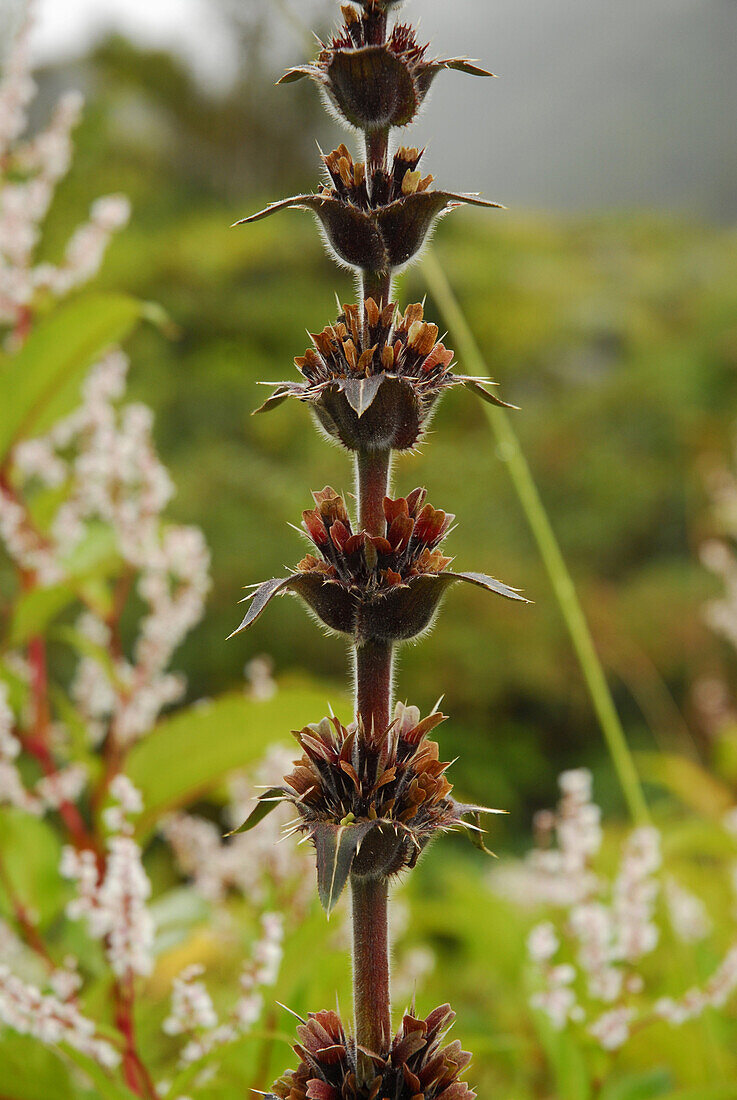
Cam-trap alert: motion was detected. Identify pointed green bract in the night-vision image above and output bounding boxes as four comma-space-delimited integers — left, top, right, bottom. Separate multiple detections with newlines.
226, 788, 286, 836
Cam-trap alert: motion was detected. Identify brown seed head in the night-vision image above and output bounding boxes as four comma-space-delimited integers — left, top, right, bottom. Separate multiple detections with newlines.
268, 1003, 476, 1099
256, 298, 464, 451
279, 6, 492, 133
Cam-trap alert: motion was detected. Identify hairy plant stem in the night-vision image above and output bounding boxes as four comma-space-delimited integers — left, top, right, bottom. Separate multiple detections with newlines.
351, 475, 393, 1049
350, 874, 391, 1055
362, 269, 393, 308
365, 128, 389, 173
347, 106, 396, 1044
422, 248, 651, 826
355, 639, 394, 738
356, 447, 391, 535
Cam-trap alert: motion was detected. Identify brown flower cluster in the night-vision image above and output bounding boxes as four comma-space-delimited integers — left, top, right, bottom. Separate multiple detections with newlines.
269, 1004, 475, 1100
279, 3, 491, 132
322, 145, 434, 208
299, 486, 452, 591
257, 296, 509, 451
286, 703, 456, 869
236, 702, 499, 911
230, 488, 525, 644
238, 143, 499, 276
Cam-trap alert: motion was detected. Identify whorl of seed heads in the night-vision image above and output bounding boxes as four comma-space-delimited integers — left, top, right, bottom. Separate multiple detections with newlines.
235, 702, 500, 912
256, 296, 510, 450
229, 487, 526, 645
279, 2, 492, 133
238, 144, 500, 275
267, 1003, 476, 1099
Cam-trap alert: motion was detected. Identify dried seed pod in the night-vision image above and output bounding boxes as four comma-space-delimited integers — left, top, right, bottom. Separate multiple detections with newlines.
233, 702, 501, 911
237, 146, 501, 275
279, 4, 493, 132
255, 296, 512, 451
229, 488, 527, 644
266, 1003, 476, 1098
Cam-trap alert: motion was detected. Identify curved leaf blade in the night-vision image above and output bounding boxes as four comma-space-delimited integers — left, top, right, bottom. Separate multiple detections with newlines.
446, 571, 530, 603
0, 293, 149, 462
226, 787, 286, 836
228, 577, 293, 637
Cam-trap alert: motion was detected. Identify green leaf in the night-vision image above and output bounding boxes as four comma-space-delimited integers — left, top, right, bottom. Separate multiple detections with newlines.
226, 787, 285, 835
0, 292, 149, 462
61, 522, 120, 580
126, 681, 349, 835
53, 624, 121, 688
657, 1089, 737, 1100
0, 809, 69, 929
534, 1012, 592, 1100
0, 1035, 96, 1100
313, 820, 377, 916
7, 583, 77, 646
600, 1069, 673, 1100
61, 1047, 139, 1100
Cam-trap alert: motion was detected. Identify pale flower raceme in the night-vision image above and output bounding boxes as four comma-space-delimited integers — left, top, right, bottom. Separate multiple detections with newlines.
162, 912, 285, 1069
0, 965, 119, 1069
61, 777, 154, 980
0, 9, 129, 339
491, 769, 737, 1051
162, 746, 314, 909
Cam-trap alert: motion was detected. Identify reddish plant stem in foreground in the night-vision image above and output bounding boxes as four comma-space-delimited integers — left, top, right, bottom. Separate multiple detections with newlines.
114, 978, 159, 1099
22, 630, 98, 854
350, 874, 391, 1055
0, 857, 55, 969
356, 447, 391, 537
355, 639, 393, 736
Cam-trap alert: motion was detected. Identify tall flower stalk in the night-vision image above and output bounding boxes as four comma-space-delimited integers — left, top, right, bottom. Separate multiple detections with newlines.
232, 2, 526, 1094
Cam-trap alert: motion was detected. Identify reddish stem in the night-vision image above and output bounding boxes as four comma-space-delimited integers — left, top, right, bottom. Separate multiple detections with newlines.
114, 979, 159, 1098
356, 448, 391, 537
0, 857, 55, 969
350, 875, 391, 1054
20, 732, 98, 856
355, 639, 393, 735
349, 11, 396, 1052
